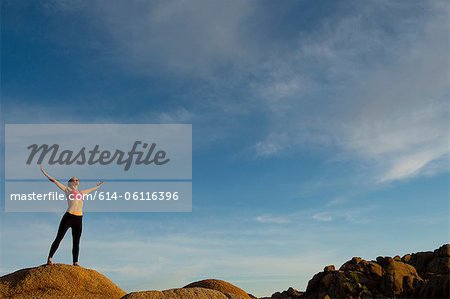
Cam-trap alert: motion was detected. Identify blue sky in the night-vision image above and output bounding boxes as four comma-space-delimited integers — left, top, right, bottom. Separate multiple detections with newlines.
1, 0, 449, 297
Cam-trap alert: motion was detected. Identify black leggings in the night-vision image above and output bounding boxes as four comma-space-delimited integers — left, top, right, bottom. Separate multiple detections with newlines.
48, 212, 83, 263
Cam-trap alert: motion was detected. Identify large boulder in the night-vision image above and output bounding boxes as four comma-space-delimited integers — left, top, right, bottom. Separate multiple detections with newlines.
184, 279, 252, 299
402, 251, 435, 277
376, 257, 422, 297
340, 257, 383, 278
403, 244, 450, 279
435, 244, 450, 258
305, 256, 422, 298
0, 264, 126, 299
122, 287, 229, 299
304, 270, 375, 298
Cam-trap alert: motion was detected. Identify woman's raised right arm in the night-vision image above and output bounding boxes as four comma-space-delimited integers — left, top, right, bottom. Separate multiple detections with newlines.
40, 165, 67, 192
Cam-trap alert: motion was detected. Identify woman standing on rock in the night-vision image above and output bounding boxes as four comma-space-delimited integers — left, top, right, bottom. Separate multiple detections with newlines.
40, 165, 104, 266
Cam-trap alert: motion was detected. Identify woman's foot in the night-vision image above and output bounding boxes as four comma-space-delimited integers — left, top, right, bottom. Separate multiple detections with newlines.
47, 257, 53, 265
73, 262, 80, 266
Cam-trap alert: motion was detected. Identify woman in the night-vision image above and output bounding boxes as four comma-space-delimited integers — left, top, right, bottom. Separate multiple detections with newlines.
40, 165, 104, 266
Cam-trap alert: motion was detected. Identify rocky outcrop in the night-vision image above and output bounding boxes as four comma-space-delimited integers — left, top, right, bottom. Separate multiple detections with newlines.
184, 279, 252, 299
407, 244, 450, 299
304, 257, 425, 298
301, 244, 449, 299
0, 264, 126, 299
261, 287, 304, 299
122, 287, 229, 299
122, 279, 252, 299
1, 244, 448, 298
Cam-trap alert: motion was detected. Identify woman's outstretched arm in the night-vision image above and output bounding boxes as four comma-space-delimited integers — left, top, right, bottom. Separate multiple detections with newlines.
40, 165, 67, 192
81, 181, 104, 195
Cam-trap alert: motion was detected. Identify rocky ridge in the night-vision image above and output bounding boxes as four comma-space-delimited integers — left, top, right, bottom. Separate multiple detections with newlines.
1, 244, 448, 298
263, 244, 449, 299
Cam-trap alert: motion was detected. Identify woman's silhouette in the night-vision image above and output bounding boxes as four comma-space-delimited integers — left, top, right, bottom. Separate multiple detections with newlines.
40, 165, 104, 266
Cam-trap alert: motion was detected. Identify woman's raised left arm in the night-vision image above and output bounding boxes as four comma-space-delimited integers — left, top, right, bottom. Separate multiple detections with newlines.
81, 181, 104, 195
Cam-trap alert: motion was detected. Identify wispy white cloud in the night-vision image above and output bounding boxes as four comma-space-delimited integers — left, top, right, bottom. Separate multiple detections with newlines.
255, 214, 290, 224
151, 107, 194, 124
254, 139, 283, 158
311, 212, 333, 222
326, 196, 349, 207
254, 204, 375, 225
92, 0, 257, 76
378, 146, 448, 183
251, 1, 449, 183
311, 208, 374, 224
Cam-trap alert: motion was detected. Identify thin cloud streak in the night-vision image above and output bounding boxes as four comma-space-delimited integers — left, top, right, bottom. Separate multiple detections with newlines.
255, 214, 290, 224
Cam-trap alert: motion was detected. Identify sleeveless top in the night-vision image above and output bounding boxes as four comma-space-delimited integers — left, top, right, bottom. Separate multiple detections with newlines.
66, 189, 84, 216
